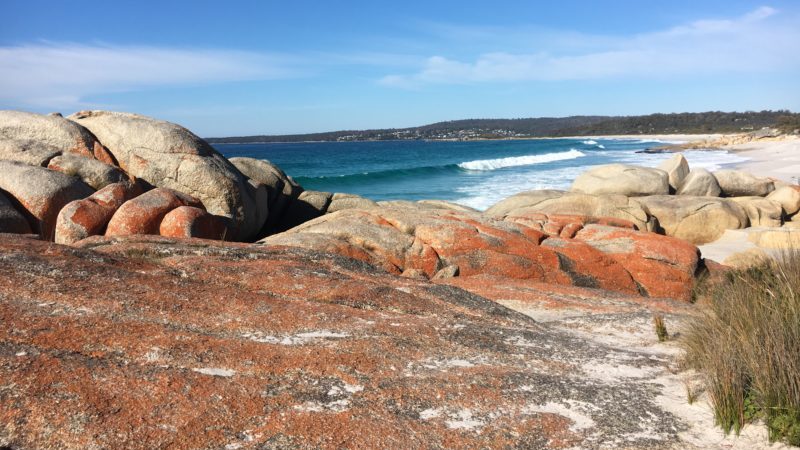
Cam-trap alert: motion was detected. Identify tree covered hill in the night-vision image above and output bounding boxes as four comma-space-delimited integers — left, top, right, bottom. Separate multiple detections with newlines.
206, 110, 800, 143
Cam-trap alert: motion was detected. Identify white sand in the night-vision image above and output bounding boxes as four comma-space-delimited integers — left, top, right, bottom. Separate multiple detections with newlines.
570, 134, 800, 182
728, 136, 800, 183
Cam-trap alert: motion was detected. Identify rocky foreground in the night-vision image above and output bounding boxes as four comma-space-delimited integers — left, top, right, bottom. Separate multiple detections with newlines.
1, 110, 798, 449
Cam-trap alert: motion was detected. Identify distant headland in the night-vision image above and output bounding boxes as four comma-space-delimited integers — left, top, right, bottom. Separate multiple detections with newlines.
206, 110, 800, 143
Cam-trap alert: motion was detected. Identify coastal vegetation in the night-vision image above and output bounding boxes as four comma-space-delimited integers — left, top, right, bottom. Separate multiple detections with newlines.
777, 113, 800, 134
684, 252, 800, 445
206, 110, 800, 143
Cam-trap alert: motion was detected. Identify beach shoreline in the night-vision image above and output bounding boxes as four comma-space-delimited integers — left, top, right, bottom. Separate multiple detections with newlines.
593, 132, 800, 184
723, 136, 800, 183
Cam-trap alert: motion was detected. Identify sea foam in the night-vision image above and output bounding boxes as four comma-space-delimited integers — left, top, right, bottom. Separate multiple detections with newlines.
458, 149, 585, 171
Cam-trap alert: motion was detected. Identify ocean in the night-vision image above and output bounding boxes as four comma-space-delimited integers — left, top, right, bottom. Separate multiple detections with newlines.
213, 138, 748, 211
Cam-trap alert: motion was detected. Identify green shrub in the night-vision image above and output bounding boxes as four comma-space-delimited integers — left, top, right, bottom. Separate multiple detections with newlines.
683, 252, 800, 445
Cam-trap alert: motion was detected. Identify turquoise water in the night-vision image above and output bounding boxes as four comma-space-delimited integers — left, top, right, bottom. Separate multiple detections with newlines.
214, 138, 747, 210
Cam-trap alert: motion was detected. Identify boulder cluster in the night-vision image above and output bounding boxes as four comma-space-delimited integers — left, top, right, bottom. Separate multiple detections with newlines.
0, 110, 378, 243
499, 154, 800, 245
2, 109, 795, 304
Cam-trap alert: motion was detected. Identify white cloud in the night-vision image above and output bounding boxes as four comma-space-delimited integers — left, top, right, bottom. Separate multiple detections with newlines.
380, 6, 799, 88
0, 43, 296, 108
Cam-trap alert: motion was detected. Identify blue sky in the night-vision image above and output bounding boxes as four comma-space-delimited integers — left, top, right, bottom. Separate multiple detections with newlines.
2, 1, 799, 136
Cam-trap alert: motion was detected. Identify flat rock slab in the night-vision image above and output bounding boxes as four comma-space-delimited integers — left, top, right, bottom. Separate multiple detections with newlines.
0, 234, 705, 449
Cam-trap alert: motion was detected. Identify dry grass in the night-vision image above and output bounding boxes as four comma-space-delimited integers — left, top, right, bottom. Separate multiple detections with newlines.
683, 251, 800, 445
653, 314, 669, 342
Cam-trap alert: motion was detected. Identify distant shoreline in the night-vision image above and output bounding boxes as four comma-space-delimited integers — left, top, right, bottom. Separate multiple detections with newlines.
209, 134, 717, 146
204, 111, 799, 144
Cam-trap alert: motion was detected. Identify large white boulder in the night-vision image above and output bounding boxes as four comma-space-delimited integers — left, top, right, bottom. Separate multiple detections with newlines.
728, 196, 784, 228
571, 164, 669, 197
634, 195, 749, 245
713, 169, 774, 197
0, 110, 99, 157
676, 169, 721, 197
657, 154, 690, 193
486, 189, 654, 231
766, 185, 800, 216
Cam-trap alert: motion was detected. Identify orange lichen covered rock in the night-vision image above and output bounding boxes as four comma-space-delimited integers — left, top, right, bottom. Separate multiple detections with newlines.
264, 208, 570, 284
0, 160, 94, 239
92, 141, 118, 166
159, 206, 228, 240
55, 182, 142, 244
438, 274, 691, 317
263, 207, 701, 301
541, 237, 640, 295
0, 234, 693, 449
574, 224, 700, 301
105, 187, 203, 236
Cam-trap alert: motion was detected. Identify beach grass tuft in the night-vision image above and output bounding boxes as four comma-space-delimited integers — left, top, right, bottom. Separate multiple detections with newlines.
653, 314, 669, 342
683, 251, 800, 445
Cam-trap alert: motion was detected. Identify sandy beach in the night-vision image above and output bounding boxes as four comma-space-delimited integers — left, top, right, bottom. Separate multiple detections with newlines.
571, 132, 800, 184
584, 133, 800, 185
727, 137, 800, 184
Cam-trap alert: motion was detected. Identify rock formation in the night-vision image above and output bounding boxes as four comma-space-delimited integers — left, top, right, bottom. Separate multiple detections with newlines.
55, 182, 141, 244
633, 195, 748, 245
0, 139, 62, 166
728, 196, 784, 228
713, 169, 775, 197
106, 187, 205, 237
0, 160, 95, 239
263, 207, 700, 301
47, 153, 128, 190
0, 189, 32, 234
571, 164, 669, 196
0, 110, 100, 157
229, 156, 302, 234
676, 168, 721, 197
767, 185, 800, 216
486, 190, 654, 231
67, 111, 262, 240
159, 206, 228, 240
657, 153, 689, 193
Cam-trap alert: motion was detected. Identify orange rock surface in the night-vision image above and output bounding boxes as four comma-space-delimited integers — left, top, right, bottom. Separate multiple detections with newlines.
55, 182, 141, 244
105, 188, 203, 236
265, 208, 700, 301
0, 235, 694, 449
159, 205, 228, 240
